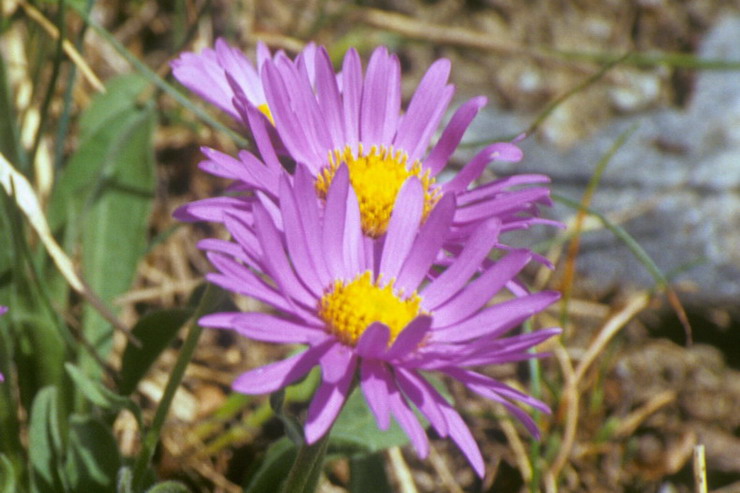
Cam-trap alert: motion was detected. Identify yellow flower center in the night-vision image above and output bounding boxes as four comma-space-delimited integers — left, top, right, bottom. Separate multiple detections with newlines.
318, 271, 422, 347
258, 103, 275, 125
315, 144, 441, 238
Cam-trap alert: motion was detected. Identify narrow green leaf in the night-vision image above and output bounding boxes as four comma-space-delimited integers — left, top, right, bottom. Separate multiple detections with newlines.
0, 454, 17, 493
552, 193, 669, 289
145, 481, 192, 493
79, 99, 155, 371
243, 437, 297, 493
329, 388, 409, 455
63, 414, 120, 492
118, 308, 192, 396
48, 74, 149, 231
63, 362, 142, 427
349, 453, 393, 493
46, 74, 156, 394
0, 191, 70, 415
28, 387, 66, 493
0, 309, 23, 460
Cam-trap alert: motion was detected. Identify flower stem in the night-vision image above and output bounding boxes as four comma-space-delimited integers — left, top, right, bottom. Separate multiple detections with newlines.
525, 319, 543, 493
280, 431, 332, 493
131, 283, 219, 490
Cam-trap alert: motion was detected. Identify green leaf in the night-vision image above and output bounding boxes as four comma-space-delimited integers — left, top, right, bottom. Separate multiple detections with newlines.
48, 74, 150, 231
0, 191, 69, 405
118, 308, 192, 396
329, 388, 410, 456
79, 100, 156, 351
64, 362, 142, 427
145, 481, 191, 493
47, 74, 156, 391
28, 387, 66, 493
63, 414, 121, 493
349, 453, 393, 493
65, 362, 129, 410
243, 437, 297, 493
0, 454, 17, 493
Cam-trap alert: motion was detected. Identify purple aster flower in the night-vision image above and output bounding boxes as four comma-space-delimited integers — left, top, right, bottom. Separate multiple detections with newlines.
175, 44, 559, 259
258, 45, 558, 240
196, 165, 561, 476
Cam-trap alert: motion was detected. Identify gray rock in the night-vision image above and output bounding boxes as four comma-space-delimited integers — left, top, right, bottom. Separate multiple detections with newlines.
465, 16, 740, 305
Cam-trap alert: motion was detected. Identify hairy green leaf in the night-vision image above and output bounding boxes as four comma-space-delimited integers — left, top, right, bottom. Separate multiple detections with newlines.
28, 387, 66, 493
63, 414, 121, 492
243, 437, 297, 493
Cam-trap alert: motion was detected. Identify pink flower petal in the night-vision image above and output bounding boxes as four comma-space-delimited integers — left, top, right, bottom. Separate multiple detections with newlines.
388, 380, 429, 458
379, 178, 424, 279
360, 359, 393, 430
322, 164, 350, 280
394, 368, 448, 437
395, 193, 456, 293
385, 315, 432, 360
421, 219, 502, 310
443, 142, 523, 193
356, 323, 391, 359
232, 341, 332, 394
425, 96, 487, 176
433, 291, 560, 341
432, 249, 532, 327
304, 353, 357, 443
439, 405, 485, 477
199, 312, 324, 344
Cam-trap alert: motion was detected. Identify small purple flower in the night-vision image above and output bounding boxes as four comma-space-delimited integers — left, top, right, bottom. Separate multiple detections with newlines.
171, 39, 317, 125
197, 166, 560, 476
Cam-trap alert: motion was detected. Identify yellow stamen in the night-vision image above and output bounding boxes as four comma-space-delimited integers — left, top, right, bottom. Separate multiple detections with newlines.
258, 103, 274, 125
318, 271, 422, 347
315, 144, 440, 238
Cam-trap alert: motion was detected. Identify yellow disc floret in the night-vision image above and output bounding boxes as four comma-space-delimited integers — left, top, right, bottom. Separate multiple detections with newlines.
315, 144, 441, 238
257, 103, 275, 125
318, 271, 423, 347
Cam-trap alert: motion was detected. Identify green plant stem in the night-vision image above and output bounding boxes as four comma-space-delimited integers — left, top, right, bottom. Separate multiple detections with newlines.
552, 49, 740, 70
279, 431, 332, 493
524, 319, 542, 493
54, 0, 96, 170
551, 193, 668, 290
30, 0, 66, 170
131, 283, 219, 490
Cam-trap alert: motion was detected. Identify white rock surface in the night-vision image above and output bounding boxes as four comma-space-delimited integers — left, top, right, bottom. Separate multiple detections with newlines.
466, 15, 740, 304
